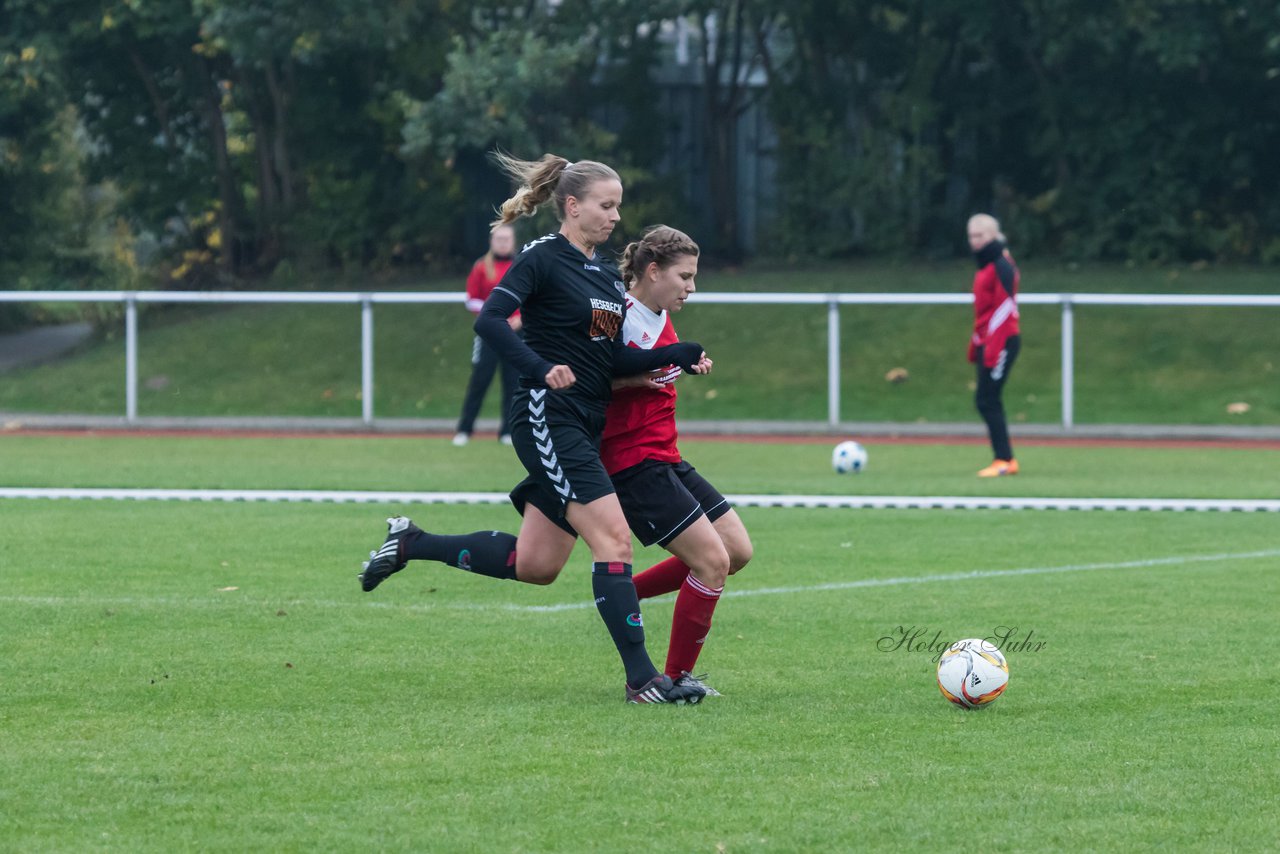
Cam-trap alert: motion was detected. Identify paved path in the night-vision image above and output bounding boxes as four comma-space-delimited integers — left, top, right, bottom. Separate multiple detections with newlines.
0, 322, 92, 373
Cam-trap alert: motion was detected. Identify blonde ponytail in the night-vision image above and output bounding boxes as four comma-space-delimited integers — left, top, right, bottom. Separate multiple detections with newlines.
490, 151, 621, 228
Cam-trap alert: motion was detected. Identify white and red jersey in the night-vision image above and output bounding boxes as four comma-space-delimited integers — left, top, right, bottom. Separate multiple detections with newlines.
968, 241, 1020, 369
601, 298, 683, 475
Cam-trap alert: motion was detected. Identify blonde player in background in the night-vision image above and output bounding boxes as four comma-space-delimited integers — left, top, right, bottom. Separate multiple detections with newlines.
966, 213, 1022, 477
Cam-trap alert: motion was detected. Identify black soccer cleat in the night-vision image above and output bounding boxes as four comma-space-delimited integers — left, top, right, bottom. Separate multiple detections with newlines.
673, 672, 722, 698
358, 516, 422, 592
625, 673, 707, 705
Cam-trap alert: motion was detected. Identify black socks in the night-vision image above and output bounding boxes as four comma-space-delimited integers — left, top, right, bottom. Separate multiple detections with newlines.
591, 562, 659, 687
402, 530, 518, 580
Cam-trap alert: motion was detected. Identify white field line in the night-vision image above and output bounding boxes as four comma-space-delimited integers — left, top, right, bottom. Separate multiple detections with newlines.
1, 487, 1278, 513
3, 549, 1276, 616
489, 548, 1280, 613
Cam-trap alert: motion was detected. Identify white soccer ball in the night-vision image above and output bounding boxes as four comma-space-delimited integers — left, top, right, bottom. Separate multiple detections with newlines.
831, 440, 868, 474
936, 638, 1009, 709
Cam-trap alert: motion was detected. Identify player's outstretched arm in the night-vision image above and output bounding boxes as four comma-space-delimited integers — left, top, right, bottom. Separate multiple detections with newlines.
612, 340, 704, 376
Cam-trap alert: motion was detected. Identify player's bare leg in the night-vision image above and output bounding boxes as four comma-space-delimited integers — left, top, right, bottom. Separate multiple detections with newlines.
511, 504, 576, 585
711, 509, 753, 576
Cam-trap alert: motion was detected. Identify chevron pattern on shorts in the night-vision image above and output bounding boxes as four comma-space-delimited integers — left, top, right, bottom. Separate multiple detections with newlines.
528, 389, 575, 502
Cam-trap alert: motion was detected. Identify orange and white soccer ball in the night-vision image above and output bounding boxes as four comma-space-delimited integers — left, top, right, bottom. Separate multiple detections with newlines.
936, 638, 1009, 708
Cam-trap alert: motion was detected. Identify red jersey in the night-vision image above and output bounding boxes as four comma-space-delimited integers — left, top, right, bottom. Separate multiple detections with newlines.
464, 256, 515, 314
969, 241, 1020, 369
600, 298, 683, 474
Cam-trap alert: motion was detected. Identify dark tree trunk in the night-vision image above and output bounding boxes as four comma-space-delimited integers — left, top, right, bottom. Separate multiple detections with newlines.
192, 54, 253, 273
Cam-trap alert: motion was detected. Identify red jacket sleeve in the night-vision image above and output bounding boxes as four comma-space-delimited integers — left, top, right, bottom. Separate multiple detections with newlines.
464, 263, 487, 314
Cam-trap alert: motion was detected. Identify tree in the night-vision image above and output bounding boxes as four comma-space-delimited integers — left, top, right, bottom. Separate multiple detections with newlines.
679, 0, 777, 260
995, 0, 1280, 261
1, 8, 142, 309
0, 31, 74, 293
764, 0, 955, 257
18, 0, 462, 278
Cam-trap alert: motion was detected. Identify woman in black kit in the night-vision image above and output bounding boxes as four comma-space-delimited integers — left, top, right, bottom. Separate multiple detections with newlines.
358, 153, 709, 705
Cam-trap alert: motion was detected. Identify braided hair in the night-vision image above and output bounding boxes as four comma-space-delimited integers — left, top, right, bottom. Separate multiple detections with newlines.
618, 225, 700, 289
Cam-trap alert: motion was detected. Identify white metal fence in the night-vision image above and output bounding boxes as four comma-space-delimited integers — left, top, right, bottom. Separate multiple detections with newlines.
3, 289, 1278, 428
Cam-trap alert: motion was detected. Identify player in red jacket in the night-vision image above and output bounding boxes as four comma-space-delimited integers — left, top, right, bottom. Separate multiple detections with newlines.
966, 214, 1022, 477
602, 225, 754, 695
453, 224, 520, 446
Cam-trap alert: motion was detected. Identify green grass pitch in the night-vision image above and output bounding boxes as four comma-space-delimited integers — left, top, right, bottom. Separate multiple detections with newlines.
1, 434, 1278, 850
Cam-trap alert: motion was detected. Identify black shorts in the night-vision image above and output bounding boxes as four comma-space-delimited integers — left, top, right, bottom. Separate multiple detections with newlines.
507, 389, 614, 537
611, 459, 730, 548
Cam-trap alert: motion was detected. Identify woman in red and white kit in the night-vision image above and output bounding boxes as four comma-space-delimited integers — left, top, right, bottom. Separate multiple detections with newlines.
966, 213, 1022, 477
603, 225, 754, 695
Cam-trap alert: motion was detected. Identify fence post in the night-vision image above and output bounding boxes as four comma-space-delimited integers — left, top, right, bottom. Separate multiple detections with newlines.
1060, 295, 1074, 430
361, 297, 374, 425
125, 295, 138, 423
827, 297, 841, 428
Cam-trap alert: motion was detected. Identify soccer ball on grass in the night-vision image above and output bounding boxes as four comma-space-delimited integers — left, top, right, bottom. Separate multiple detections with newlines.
831, 440, 868, 474
936, 638, 1009, 708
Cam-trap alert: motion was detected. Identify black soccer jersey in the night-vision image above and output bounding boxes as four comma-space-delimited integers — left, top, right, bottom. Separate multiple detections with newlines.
485, 233, 629, 410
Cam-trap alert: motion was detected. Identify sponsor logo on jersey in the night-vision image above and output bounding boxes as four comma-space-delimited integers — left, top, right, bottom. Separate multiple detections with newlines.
590, 310, 621, 340
653, 366, 681, 384
588, 297, 623, 341
583, 263, 601, 271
